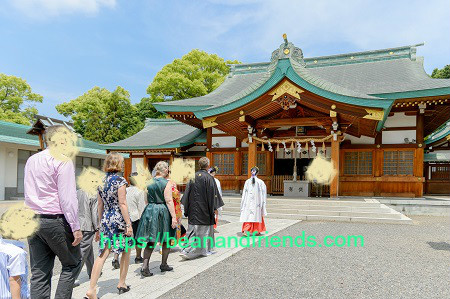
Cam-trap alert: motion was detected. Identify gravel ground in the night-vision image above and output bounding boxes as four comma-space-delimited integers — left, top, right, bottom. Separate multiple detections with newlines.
160, 216, 450, 299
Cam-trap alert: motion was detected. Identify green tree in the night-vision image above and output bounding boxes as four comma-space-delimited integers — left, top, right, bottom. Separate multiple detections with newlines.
0, 74, 43, 125
56, 86, 144, 144
144, 50, 239, 113
431, 65, 450, 79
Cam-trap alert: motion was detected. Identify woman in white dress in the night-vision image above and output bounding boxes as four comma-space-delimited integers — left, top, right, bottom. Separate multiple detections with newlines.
240, 166, 267, 235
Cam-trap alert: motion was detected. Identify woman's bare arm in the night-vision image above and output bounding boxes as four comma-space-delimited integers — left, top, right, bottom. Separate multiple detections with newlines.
164, 180, 176, 220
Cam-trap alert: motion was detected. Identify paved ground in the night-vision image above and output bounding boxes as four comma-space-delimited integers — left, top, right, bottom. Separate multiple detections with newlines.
161, 216, 450, 299
2, 201, 449, 299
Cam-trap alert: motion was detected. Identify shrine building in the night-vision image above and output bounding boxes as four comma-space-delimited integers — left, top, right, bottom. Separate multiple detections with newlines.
106, 36, 450, 197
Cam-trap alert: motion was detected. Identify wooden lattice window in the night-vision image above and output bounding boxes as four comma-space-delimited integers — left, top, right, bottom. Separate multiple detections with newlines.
343, 151, 372, 175
213, 153, 234, 175
242, 153, 248, 175
257, 153, 267, 175
383, 150, 414, 175
242, 152, 266, 175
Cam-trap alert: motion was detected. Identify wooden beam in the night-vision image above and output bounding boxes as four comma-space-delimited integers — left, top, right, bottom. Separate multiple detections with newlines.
383, 126, 417, 131
239, 115, 255, 127
330, 136, 340, 197
256, 117, 332, 128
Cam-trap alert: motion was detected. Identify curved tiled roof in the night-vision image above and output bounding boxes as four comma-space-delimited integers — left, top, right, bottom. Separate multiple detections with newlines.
154, 43, 450, 119
105, 118, 204, 150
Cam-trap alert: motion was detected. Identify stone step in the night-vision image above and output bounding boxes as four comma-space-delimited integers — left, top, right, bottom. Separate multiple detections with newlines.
222, 211, 412, 224
222, 207, 401, 219
222, 202, 390, 213
222, 197, 383, 208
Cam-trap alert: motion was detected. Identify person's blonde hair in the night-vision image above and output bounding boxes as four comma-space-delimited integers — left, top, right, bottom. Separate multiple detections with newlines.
103, 153, 124, 173
154, 161, 169, 177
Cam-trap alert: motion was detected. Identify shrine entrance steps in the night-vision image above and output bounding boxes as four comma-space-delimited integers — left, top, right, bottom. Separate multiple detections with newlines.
221, 196, 412, 224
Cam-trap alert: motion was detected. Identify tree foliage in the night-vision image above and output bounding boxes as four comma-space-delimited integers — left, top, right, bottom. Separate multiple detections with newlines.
0, 74, 43, 125
431, 65, 450, 79
56, 86, 143, 144
146, 49, 240, 102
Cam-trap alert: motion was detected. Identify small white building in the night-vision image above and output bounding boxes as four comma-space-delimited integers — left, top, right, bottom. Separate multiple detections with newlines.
0, 117, 108, 200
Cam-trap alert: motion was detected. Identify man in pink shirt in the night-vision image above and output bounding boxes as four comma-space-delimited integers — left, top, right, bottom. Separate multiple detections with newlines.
25, 125, 83, 299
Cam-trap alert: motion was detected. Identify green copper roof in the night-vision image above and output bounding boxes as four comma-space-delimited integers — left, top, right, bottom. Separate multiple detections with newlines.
0, 120, 107, 156
154, 43, 450, 131
424, 152, 450, 162
105, 118, 204, 150
425, 120, 450, 145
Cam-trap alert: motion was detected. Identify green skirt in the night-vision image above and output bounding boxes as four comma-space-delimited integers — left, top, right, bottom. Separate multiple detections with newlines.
136, 203, 175, 243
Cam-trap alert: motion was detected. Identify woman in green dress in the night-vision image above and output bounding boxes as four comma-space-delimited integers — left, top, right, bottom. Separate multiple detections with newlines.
136, 161, 177, 276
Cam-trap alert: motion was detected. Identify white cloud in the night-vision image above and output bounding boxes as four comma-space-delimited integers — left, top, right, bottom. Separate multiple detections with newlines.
170, 0, 450, 72
11, 0, 116, 18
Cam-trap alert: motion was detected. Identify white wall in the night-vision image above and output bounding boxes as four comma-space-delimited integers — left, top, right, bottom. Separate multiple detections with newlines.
382, 130, 416, 144
212, 136, 236, 148
384, 112, 416, 127
0, 145, 19, 200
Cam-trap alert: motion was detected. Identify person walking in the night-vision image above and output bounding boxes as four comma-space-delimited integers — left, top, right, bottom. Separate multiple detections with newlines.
85, 153, 133, 298
0, 236, 29, 299
74, 188, 99, 287
240, 166, 267, 235
126, 172, 147, 264
24, 125, 82, 299
180, 157, 224, 260
136, 161, 177, 277
208, 166, 222, 233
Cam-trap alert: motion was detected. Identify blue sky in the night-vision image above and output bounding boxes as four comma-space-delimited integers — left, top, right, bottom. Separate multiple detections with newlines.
1, 0, 449, 120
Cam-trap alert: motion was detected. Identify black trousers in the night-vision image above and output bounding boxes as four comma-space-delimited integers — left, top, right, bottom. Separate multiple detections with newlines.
28, 217, 82, 299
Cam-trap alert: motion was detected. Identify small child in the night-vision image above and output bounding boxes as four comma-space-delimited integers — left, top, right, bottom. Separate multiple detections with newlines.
0, 236, 29, 299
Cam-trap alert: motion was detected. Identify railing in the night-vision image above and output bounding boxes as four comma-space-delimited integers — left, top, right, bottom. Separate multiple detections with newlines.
271, 175, 330, 196
271, 175, 298, 194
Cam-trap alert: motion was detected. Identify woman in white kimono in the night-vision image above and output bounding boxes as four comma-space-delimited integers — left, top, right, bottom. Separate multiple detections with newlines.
240, 166, 267, 235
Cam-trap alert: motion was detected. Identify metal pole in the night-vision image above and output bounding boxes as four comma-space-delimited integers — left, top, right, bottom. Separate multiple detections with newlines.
293, 126, 298, 181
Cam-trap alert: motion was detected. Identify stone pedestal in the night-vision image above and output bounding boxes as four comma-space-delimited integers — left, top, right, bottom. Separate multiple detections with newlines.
284, 180, 310, 197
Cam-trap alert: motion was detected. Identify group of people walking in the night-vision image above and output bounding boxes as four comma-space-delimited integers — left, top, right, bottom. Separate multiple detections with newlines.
1, 124, 268, 299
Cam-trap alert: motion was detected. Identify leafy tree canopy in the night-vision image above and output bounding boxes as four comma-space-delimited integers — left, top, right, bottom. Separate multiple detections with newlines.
431, 65, 450, 79
0, 74, 43, 125
56, 86, 143, 144
146, 49, 240, 102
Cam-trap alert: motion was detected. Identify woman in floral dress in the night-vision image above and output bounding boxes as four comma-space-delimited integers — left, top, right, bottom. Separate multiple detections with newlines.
85, 153, 133, 298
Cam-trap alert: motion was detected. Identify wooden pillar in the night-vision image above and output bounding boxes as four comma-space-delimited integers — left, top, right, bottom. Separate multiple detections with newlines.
206, 128, 212, 149
124, 154, 132, 183
169, 152, 174, 166
143, 154, 148, 170
375, 132, 382, 145
330, 136, 340, 197
416, 112, 424, 144
248, 140, 257, 178
234, 150, 241, 192
38, 133, 45, 150
416, 112, 425, 197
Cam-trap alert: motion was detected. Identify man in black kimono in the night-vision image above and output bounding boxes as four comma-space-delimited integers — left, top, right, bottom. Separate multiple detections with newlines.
180, 157, 224, 259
